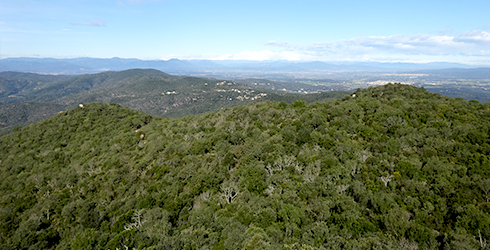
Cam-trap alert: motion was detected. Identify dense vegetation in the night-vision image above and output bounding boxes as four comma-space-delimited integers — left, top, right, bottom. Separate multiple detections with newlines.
1, 84, 490, 249
0, 102, 68, 136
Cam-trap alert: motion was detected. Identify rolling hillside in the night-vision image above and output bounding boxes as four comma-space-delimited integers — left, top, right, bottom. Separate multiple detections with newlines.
1, 84, 489, 249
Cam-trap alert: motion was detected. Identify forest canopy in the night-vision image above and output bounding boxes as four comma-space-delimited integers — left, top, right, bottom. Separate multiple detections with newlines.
0, 83, 489, 249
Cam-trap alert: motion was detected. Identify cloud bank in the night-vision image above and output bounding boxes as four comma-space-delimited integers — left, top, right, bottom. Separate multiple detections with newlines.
251, 31, 490, 63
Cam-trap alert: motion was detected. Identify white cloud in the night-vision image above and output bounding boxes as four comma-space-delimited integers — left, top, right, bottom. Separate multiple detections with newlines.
264, 31, 490, 62
162, 31, 490, 64
454, 31, 490, 45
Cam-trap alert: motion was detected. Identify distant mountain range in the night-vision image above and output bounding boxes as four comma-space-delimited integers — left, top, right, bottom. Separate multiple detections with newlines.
0, 57, 483, 76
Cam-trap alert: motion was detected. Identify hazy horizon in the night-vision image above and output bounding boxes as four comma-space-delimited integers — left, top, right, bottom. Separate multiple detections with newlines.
0, 56, 482, 65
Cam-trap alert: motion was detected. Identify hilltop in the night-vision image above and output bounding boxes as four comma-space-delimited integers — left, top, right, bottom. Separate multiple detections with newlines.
0, 84, 489, 249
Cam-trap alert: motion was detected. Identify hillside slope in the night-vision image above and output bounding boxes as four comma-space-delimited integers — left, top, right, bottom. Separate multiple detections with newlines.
1, 84, 489, 249
0, 102, 68, 131
0, 72, 71, 103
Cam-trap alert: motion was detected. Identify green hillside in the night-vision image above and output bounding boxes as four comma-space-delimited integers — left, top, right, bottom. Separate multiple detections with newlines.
1, 84, 489, 249
0, 72, 69, 104
0, 102, 68, 136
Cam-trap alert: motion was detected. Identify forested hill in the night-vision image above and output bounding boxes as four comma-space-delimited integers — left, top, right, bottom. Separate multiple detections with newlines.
1, 84, 490, 249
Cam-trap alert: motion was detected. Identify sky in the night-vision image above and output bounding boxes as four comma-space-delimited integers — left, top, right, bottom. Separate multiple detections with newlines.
2, 0, 490, 64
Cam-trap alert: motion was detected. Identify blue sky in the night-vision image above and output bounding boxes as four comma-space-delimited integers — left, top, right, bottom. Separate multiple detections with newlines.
2, 0, 490, 64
